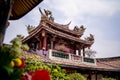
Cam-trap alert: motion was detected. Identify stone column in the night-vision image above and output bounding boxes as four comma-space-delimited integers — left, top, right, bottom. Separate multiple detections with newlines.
50, 35, 56, 50
51, 41, 53, 49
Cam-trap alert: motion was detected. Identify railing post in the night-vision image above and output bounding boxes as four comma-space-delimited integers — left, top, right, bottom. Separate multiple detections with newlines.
48, 49, 52, 59
81, 56, 84, 63
94, 58, 96, 65
69, 53, 71, 61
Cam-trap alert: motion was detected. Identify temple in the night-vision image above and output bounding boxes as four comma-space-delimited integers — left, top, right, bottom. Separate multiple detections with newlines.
23, 8, 94, 60
22, 9, 120, 80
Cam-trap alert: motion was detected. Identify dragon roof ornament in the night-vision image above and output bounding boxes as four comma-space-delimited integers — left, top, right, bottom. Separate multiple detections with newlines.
85, 34, 94, 42
39, 8, 54, 22
73, 25, 86, 33
38, 8, 94, 39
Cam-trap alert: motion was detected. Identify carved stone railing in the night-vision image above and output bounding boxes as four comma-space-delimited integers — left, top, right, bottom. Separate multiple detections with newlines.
52, 51, 69, 59
70, 54, 82, 62
48, 49, 96, 65
83, 57, 96, 65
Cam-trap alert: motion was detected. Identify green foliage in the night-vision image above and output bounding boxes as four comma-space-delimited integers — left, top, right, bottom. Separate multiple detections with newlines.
0, 45, 13, 67
0, 45, 23, 80
68, 73, 86, 80
24, 57, 45, 72
9, 68, 24, 80
21, 44, 29, 51
101, 78, 116, 80
0, 35, 28, 80
50, 64, 69, 80
10, 35, 29, 58
25, 57, 69, 80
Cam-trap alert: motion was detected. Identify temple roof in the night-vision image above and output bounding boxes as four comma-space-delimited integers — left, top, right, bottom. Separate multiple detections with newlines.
43, 19, 84, 37
96, 57, 120, 69
23, 23, 94, 46
39, 8, 86, 38
23, 9, 94, 46
23, 51, 120, 72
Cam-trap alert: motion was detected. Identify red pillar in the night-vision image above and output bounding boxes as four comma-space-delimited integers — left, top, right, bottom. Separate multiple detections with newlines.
41, 30, 47, 50
43, 36, 47, 50
39, 39, 42, 50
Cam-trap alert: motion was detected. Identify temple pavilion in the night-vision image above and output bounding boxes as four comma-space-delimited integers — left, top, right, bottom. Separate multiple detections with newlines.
22, 9, 120, 80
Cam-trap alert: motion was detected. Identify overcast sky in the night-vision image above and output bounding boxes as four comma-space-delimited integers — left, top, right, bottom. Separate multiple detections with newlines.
4, 0, 120, 58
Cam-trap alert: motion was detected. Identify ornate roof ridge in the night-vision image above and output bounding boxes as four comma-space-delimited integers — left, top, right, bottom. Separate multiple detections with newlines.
53, 21, 71, 29
22, 25, 43, 42
45, 20, 84, 36
23, 24, 94, 45
39, 8, 86, 37
43, 26, 93, 45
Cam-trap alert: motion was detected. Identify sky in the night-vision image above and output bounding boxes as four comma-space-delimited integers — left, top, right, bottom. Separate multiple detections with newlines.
4, 0, 120, 58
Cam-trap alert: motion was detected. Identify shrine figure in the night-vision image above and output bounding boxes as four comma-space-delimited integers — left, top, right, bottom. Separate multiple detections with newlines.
85, 34, 94, 41
79, 25, 86, 32
73, 25, 79, 31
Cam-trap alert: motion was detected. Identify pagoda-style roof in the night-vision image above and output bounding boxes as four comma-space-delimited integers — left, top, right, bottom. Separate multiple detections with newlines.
23, 9, 94, 46
39, 8, 86, 38
41, 19, 84, 37
23, 23, 93, 47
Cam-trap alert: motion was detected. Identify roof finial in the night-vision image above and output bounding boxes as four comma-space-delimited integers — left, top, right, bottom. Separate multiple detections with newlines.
79, 25, 86, 32
84, 34, 94, 42
39, 8, 44, 16
44, 9, 52, 17
44, 9, 54, 22
66, 21, 71, 26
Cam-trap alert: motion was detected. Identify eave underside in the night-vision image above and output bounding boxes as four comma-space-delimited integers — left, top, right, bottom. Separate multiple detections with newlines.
10, 0, 43, 20
23, 25, 93, 46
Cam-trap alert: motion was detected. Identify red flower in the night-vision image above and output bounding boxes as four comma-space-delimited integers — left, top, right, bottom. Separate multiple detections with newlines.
32, 70, 50, 80
18, 58, 25, 68
27, 72, 33, 76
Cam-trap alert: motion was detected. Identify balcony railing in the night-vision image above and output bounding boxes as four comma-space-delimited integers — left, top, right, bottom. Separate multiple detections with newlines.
48, 49, 96, 65
83, 57, 95, 63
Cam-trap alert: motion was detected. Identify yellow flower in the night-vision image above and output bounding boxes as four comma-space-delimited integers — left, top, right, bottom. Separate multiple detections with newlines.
29, 56, 33, 59
22, 73, 26, 76
35, 55, 40, 59
10, 60, 15, 68
14, 58, 22, 67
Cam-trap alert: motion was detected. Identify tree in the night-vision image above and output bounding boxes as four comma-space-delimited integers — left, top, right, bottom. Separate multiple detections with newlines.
68, 73, 86, 80
0, 35, 29, 80
85, 49, 97, 58
101, 78, 116, 80
24, 57, 69, 80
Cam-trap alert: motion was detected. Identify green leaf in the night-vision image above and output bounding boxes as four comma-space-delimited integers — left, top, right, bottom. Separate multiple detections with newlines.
3, 66, 14, 76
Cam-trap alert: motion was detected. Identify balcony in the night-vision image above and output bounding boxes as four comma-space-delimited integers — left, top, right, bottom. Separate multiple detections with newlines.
48, 49, 96, 65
